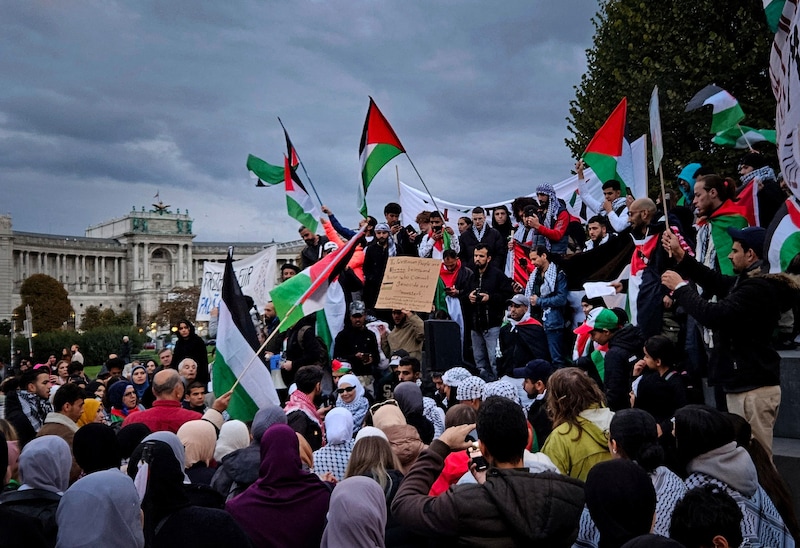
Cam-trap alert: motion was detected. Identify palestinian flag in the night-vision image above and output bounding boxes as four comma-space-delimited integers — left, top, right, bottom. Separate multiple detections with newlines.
764, 0, 786, 32
212, 250, 280, 421
270, 227, 365, 331
567, 190, 589, 222
284, 155, 320, 233
712, 125, 777, 149
359, 97, 406, 217
582, 97, 629, 193
767, 198, 800, 273
700, 201, 751, 276
505, 240, 532, 287
247, 154, 284, 186
282, 126, 300, 168
685, 85, 745, 134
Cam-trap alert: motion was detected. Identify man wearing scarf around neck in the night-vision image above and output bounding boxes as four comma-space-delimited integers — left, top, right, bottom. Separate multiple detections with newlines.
439, 249, 475, 344
419, 210, 460, 260
459, 207, 505, 271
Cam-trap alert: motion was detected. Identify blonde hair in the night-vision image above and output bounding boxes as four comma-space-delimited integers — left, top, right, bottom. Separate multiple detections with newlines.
345, 436, 399, 491
0, 419, 18, 441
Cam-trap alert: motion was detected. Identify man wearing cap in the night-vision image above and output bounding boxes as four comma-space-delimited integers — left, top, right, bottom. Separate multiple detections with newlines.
512, 359, 555, 449
497, 294, 549, 379
333, 301, 381, 394
363, 222, 396, 310
662, 226, 798, 457
298, 225, 329, 269
574, 307, 643, 412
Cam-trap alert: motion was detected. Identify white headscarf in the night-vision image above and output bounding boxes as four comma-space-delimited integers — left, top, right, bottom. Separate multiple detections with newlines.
214, 420, 251, 462
324, 408, 354, 446
337, 374, 365, 399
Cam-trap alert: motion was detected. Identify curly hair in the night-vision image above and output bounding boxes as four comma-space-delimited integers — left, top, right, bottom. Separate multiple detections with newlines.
547, 367, 606, 441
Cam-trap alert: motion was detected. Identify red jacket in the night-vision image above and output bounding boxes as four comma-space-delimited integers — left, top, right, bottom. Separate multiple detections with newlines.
121, 400, 201, 433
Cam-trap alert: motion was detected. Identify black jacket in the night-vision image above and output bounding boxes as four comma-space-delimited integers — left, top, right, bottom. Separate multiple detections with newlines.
333, 325, 380, 377
391, 439, 586, 546
466, 266, 513, 331
496, 318, 550, 377
172, 320, 210, 386
363, 242, 391, 309
674, 256, 798, 392
300, 235, 329, 269
210, 445, 260, 501
579, 323, 644, 412
459, 227, 507, 271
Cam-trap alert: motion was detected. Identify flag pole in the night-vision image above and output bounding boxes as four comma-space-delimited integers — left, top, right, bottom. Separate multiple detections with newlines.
277, 117, 325, 208
736, 124, 755, 151
396, 165, 401, 201
405, 154, 444, 216
228, 226, 367, 392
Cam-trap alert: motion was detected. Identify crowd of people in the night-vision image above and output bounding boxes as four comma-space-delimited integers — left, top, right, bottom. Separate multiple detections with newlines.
0, 152, 798, 547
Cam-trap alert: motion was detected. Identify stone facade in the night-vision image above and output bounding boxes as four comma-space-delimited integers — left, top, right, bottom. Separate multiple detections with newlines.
0, 207, 303, 327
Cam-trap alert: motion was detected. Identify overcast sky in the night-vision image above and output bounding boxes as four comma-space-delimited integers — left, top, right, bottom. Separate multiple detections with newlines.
0, 0, 600, 243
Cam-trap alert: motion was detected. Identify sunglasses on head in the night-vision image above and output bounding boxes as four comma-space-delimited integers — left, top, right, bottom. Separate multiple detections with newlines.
336, 386, 356, 394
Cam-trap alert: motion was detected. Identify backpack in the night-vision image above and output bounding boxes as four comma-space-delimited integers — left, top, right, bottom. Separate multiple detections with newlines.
297, 325, 330, 369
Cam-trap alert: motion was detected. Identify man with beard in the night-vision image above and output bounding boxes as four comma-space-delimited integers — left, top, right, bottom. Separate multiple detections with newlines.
496, 295, 549, 379
363, 222, 395, 310
459, 207, 505, 270
298, 225, 329, 269
333, 301, 381, 393
466, 245, 513, 382
583, 215, 614, 252
524, 183, 570, 256
439, 249, 474, 344
662, 226, 798, 458
615, 198, 687, 339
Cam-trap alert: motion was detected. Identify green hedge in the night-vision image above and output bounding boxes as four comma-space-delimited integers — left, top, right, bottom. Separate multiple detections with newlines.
0, 327, 146, 368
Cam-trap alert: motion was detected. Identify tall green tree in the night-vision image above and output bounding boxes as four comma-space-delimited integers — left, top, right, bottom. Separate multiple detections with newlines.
13, 274, 73, 333
567, 0, 775, 187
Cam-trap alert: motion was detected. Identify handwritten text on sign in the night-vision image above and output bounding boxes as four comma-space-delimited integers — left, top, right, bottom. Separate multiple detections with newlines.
375, 257, 441, 312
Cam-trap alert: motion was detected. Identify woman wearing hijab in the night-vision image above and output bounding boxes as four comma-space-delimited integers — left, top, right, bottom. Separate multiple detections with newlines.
56, 469, 144, 548
0, 435, 71, 545
73, 423, 122, 475
130, 363, 155, 409
491, 205, 514, 241
76, 398, 103, 428
0, 431, 48, 548
177, 420, 218, 486
227, 424, 331, 548
321, 476, 387, 548
135, 438, 251, 547
107, 381, 144, 426
214, 420, 250, 464
674, 405, 793, 547
335, 373, 369, 433
210, 405, 287, 502
392, 382, 434, 444
312, 408, 355, 481
172, 319, 210, 387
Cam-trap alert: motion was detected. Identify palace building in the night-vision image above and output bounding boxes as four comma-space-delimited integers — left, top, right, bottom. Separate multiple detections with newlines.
0, 203, 303, 327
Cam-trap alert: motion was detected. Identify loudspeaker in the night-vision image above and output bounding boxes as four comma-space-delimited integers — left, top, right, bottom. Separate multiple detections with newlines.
423, 319, 463, 376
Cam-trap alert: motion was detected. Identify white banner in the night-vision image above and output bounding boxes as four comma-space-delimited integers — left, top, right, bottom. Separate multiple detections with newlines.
770, 0, 800, 202
399, 135, 648, 229
196, 246, 278, 322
